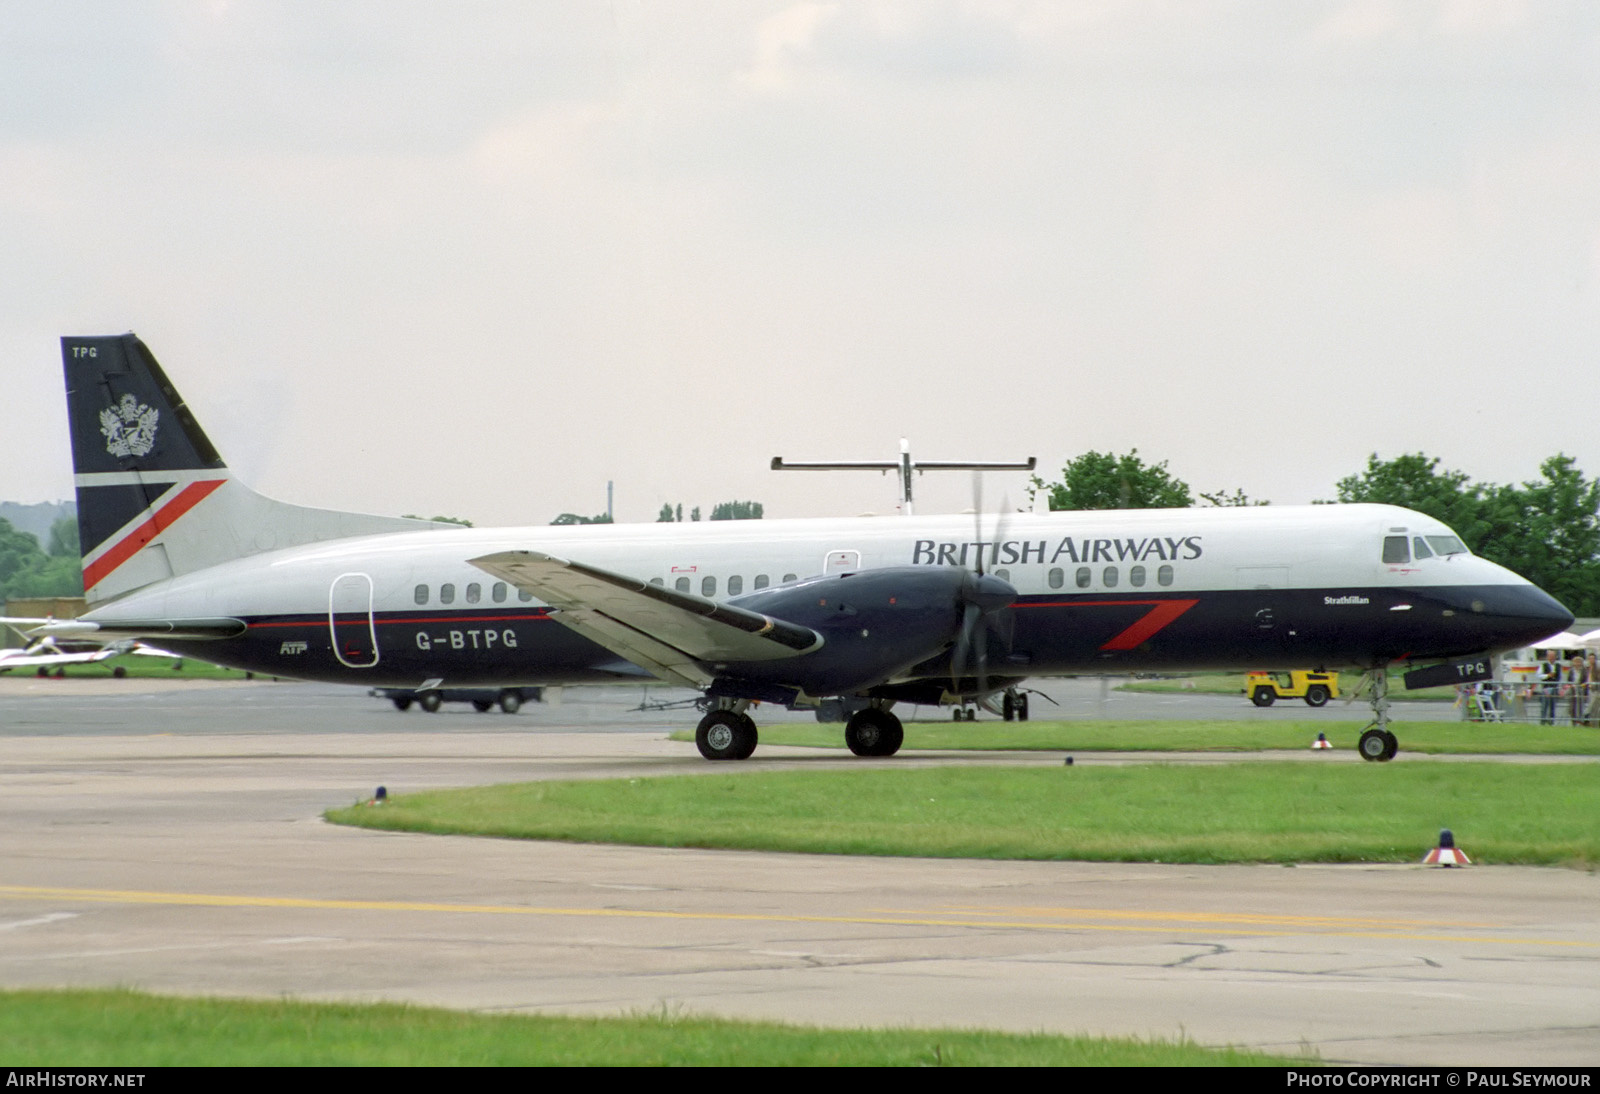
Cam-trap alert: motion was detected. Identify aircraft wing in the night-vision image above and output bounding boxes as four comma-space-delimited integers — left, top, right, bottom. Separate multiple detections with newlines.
470, 550, 822, 689
0, 646, 118, 670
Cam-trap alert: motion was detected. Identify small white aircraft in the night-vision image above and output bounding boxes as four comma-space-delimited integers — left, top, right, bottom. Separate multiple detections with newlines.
42, 334, 1572, 761
0, 618, 180, 676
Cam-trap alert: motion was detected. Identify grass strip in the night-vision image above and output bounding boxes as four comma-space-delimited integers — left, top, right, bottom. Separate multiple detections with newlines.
327, 762, 1600, 866
1116, 671, 1457, 702
0, 989, 1305, 1067
692, 719, 1600, 755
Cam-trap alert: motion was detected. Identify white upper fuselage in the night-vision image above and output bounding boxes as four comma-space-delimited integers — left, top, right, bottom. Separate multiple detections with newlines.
92, 503, 1521, 622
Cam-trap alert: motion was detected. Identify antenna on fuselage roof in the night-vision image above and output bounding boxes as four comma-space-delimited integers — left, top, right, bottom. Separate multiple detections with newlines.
769, 438, 1036, 516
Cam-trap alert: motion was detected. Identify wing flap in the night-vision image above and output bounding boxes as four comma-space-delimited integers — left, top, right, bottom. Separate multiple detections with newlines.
469, 550, 822, 685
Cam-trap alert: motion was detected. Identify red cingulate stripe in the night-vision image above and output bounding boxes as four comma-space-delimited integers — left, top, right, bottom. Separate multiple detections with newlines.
82, 479, 227, 591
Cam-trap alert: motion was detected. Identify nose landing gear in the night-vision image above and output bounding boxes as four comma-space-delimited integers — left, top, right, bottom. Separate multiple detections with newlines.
1356, 667, 1399, 762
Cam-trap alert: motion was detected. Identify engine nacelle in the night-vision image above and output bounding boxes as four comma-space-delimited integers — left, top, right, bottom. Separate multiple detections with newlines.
712, 567, 1008, 698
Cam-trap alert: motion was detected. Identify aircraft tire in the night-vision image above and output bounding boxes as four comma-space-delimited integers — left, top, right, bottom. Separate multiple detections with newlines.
1304, 686, 1330, 707
845, 709, 903, 757
112, 666, 127, 679
472, 699, 494, 713
1380, 730, 1399, 761
499, 690, 522, 714
696, 710, 754, 761
392, 697, 413, 712
732, 714, 759, 759
1251, 689, 1276, 707
1017, 693, 1029, 721
1358, 727, 1391, 762
1002, 693, 1016, 721
419, 691, 443, 713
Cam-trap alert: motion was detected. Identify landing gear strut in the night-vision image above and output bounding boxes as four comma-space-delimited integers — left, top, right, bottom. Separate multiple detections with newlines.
1357, 667, 1399, 762
844, 706, 904, 757
696, 703, 758, 761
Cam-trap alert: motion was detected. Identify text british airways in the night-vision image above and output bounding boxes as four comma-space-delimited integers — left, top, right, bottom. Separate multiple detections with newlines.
912, 537, 1203, 567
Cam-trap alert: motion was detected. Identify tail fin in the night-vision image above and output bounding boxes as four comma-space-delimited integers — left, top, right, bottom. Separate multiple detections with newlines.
64, 334, 435, 603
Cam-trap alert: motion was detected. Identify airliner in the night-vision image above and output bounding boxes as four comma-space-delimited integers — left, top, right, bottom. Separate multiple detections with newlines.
38, 334, 1572, 762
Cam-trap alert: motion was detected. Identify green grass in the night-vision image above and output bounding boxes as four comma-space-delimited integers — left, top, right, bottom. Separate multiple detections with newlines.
327, 763, 1600, 867
0, 989, 1305, 1066
1117, 671, 1456, 701
693, 719, 1600, 755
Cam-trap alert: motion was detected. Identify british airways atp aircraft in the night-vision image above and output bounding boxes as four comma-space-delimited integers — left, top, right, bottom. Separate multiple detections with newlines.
40, 334, 1572, 762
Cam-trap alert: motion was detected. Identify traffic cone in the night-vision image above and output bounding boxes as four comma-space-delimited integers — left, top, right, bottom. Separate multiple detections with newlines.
1422, 829, 1470, 866
1312, 732, 1332, 750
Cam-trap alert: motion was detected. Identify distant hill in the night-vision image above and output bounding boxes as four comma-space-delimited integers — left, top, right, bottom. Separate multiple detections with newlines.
0, 501, 75, 547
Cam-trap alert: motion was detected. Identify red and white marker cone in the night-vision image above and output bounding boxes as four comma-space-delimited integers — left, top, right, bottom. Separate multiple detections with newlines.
1312, 732, 1332, 750
1423, 828, 1470, 866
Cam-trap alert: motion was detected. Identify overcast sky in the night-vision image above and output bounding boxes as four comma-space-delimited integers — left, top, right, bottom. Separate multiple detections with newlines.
3, 1, 1598, 526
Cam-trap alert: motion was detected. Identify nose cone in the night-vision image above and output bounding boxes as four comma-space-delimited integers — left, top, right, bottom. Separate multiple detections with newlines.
1481, 583, 1575, 650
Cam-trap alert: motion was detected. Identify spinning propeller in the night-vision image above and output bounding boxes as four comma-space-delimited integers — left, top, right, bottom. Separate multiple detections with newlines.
949, 473, 1019, 701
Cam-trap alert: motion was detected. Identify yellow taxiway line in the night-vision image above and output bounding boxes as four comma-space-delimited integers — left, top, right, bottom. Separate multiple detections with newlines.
0, 884, 1590, 948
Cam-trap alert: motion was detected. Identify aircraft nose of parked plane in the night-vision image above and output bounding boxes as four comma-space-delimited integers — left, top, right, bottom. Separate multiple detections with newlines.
1487, 583, 1575, 648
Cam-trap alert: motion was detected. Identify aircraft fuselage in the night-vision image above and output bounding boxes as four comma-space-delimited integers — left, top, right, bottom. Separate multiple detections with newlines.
84, 503, 1571, 693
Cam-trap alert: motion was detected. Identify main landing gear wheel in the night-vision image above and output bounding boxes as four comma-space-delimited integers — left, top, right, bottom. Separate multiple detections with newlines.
471, 699, 493, 713
1303, 685, 1330, 707
392, 696, 413, 711
696, 709, 757, 761
498, 690, 522, 714
1358, 726, 1399, 762
1251, 688, 1276, 707
845, 709, 904, 757
418, 691, 443, 713
1002, 690, 1030, 721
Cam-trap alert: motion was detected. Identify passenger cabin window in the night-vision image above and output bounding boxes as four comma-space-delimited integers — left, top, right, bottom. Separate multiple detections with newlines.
492, 582, 507, 603
649, 577, 664, 586
466, 583, 481, 604
414, 584, 429, 605
440, 583, 455, 605
675, 577, 690, 593
728, 575, 743, 596
518, 589, 533, 602
783, 573, 797, 583
1075, 567, 1091, 589
1382, 536, 1410, 564
1158, 564, 1174, 586
994, 568, 1010, 583
754, 574, 770, 590
1103, 566, 1118, 588
1130, 565, 1146, 587
702, 576, 716, 597
1048, 567, 1063, 589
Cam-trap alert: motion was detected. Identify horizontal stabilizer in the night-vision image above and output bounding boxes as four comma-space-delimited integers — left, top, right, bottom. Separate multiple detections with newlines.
30, 617, 248, 642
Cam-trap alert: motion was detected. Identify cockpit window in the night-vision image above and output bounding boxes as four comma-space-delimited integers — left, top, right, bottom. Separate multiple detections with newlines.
1426, 535, 1467, 557
1382, 536, 1410, 564
1412, 537, 1433, 560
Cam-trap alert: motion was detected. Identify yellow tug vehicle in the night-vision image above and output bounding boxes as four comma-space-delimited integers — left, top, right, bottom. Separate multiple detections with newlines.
1244, 670, 1339, 708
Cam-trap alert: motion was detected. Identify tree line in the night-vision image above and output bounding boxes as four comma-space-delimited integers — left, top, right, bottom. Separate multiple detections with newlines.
1029, 449, 1600, 616
0, 517, 82, 602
